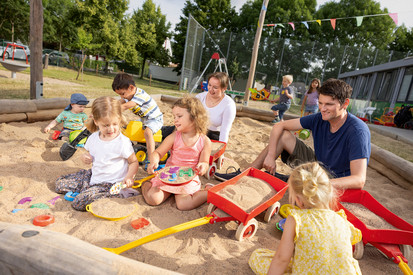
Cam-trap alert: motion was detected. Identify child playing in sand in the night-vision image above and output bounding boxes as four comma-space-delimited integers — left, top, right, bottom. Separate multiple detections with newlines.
55, 96, 139, 211
249, 162, 362, 275
142, 96, 212, 211
43, 93, 89, 140
270, 75, 294, 123
112, 72, 163, 165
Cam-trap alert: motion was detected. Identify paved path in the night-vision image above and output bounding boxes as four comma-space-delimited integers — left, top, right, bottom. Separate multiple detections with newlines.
368, 124, 413, 146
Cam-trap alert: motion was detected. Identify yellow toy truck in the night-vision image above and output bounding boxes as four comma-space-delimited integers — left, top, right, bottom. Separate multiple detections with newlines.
122, 121, 168, 164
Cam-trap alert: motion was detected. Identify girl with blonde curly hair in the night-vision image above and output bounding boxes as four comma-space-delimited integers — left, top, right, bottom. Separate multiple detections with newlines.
249, 162, 362, 275
142, 96, 212, 210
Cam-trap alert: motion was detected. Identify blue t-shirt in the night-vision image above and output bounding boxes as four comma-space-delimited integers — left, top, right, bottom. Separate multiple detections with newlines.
300, 112, 371, 178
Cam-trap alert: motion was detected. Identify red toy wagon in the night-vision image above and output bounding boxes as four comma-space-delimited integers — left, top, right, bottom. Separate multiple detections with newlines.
206, 167, 288, 240
337, 189, 413, 274
103, 167, 288, 254
205, 140, 226, 179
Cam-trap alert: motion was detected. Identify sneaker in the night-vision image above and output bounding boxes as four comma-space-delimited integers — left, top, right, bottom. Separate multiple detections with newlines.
214, 168, 241, 182
265, 171, 290, 182
271, 117, 280, 124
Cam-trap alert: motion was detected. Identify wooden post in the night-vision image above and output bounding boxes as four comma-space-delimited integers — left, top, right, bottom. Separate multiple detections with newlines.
243, 0, 269, 106
29, 0, 43, 99
149, 74, 152, 86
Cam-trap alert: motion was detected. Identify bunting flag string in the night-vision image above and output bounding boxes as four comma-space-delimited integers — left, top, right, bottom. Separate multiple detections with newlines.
264, 13, 398, 30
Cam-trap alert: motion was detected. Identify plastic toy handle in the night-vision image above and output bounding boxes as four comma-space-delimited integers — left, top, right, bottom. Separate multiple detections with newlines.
85, 205, 91, 212
103, 216, 212, 255
397, 256, 413, 275
132, 174, 156, 188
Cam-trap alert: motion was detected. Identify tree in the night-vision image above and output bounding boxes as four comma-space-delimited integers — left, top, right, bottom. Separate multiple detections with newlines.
43, 0, 76, 51
70, 0, 130, 73
231, 0, 317, 85
0, 0, 30, 43
72, 27, 94, 80
172, 0, 237, 74
132, 0, 171, 78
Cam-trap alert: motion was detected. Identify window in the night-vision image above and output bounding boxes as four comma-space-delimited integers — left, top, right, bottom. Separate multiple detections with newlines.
371, 72, 383, 100
356, 75, 372, 99
397, 66, 413, 103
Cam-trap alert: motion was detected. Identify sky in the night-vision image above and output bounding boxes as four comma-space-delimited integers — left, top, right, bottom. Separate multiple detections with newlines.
128, 0, 413, 29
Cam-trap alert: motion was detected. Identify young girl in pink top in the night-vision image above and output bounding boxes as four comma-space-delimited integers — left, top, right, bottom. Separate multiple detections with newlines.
142, 96, 212, 210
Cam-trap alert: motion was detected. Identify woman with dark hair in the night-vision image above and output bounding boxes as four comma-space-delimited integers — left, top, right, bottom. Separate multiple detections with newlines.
195, 72, 236, 142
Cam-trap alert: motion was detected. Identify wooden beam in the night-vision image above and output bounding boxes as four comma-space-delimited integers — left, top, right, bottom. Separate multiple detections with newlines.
29, 0, 43, 99
243, 0, 270, 106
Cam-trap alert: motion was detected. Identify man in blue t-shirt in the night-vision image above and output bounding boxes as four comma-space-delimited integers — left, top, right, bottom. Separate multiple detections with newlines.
215, 78, 371, 190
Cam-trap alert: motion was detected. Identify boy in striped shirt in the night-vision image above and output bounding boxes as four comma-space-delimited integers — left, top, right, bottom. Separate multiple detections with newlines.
112, 73, 163, 165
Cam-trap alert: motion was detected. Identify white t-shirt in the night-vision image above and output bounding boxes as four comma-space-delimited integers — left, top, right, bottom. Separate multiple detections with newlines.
84, 132, 134, 185
195, 92, 236, 142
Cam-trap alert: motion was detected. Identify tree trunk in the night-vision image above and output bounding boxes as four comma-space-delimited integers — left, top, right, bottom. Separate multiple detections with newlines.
76, 54, 87, 80
140, 56, 146, 79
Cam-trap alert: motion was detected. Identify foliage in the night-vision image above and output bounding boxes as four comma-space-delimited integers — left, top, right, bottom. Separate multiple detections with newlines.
172, 0, 237, 74
0, 0, 30, 43
70, 0, 130, 67
43, 0, 76, 51
132, 0, 171, 78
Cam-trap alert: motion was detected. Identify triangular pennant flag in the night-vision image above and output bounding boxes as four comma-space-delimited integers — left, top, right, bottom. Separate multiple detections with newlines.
330, 18, 336, 30
316, 20, 321, 26
356, 16, 363, 27
302, 21, 309, 29
389, 13, 398, 25
277, 23, 285, 28
288, 22, 295, 30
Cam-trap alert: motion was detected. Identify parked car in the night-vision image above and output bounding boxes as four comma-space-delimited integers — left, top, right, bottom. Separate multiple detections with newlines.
43, 50, 69, 65
0, 41, 30, 61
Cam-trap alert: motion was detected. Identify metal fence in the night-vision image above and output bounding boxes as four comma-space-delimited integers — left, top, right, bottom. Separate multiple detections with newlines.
180, 15, 411, 95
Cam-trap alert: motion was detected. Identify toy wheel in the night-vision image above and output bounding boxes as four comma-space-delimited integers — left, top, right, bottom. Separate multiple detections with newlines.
353, 240, 364, 260
216, 154, 224, 169
133, 144, 147, 164
235, 218, 258, 241
264, 202, 281, 223
207, 203, 217, 215
206, 164, 216, 180
4, 52, 9, 59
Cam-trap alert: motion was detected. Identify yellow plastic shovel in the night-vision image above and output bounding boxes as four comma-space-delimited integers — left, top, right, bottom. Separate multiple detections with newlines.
103, 216, 213, 254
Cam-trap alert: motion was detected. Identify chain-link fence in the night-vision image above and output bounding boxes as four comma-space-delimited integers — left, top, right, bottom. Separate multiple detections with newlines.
181, 15, 411, 98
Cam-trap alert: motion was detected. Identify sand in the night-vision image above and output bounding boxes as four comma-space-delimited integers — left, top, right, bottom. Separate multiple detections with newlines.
0, 99, 412, 274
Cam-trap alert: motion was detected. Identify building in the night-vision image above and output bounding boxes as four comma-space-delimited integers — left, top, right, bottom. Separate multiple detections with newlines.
339, 56, 413, 119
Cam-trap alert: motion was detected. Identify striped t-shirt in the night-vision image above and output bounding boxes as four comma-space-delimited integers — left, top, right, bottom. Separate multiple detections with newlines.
125, 88, 163, 119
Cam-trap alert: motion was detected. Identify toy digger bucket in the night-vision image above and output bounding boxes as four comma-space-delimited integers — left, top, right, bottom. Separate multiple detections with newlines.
59, 129, 91, 161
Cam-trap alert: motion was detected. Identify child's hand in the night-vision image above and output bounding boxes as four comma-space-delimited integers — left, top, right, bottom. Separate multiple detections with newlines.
147, 161, 159, 174
81, 152, 94, 164
44, 126, 51, 133
123, 177, 134, 188
196, 162, 209, 176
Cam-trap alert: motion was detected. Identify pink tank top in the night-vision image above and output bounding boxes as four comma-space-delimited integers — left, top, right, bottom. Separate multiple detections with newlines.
151, 131, 205, 195
166, 131, 205, 168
